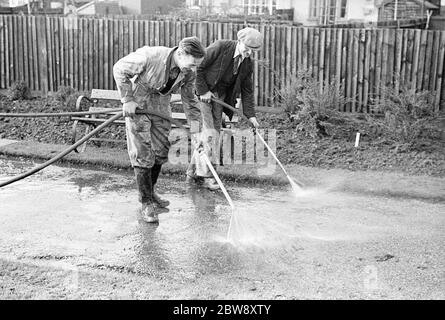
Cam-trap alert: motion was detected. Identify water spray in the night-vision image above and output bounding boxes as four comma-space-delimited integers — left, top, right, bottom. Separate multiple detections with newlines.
255, 131, 303, 193
199, 151, 240, 240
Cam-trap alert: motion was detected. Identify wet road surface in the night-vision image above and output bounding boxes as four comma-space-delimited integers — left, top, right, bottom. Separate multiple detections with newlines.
0, 156, 444, 299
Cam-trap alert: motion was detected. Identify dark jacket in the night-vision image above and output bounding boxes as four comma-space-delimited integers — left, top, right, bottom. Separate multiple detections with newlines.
195, 40, 256, 120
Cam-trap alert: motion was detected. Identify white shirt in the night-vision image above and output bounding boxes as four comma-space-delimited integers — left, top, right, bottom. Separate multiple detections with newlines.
233, 42, 244, 59
233, 42, 245, 73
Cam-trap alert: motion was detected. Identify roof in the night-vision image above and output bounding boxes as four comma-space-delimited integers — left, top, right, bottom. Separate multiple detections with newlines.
380, 0, 439, 9
77, 0, 94, 12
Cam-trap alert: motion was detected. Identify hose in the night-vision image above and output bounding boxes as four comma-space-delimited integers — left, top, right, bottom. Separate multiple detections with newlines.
0, 113, 122, 188
0, 109, 123, 118
0, 109, 187, 130
0, 110, 188, 188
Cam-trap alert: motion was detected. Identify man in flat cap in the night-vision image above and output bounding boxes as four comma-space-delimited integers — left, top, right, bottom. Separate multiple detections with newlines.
113, 36, 205, 223
186, 27, 263, 190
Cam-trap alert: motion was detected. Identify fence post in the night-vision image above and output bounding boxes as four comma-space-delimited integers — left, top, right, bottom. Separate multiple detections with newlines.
436, 31, 445, 112
0, 15, 5, 89
0, 17, 443, 110
36, 15, 48, 94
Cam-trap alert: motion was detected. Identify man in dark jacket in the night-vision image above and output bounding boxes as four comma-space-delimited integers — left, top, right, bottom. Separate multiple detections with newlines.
186, 27, 263, 190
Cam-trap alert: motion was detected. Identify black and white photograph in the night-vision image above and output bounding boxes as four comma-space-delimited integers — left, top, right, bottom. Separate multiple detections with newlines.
0, 0, 444, 305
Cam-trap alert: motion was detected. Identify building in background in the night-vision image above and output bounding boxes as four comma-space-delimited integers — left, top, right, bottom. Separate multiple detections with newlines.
8, 0, 26, 6
7, 0, 86, 7
185, 0, 439, 25
284, 0, 437, 26
8, 0, 63, 7
4, 0, 66, 13
2, 0, 186, 15
298, 0, 440, 25
185, 0, 277, 15
378, 0, 439, 20
2, 0, 440, 22
429, 0, 444, 29
0, 0, 11, 13
118, 0, 184, 14
74, 0, 121, 15
425, 0, 441, 14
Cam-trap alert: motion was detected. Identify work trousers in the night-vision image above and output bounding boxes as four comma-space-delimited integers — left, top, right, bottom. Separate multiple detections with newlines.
186, 94, 225, 178
126, 92, 202, 170
125, 94, 172, 169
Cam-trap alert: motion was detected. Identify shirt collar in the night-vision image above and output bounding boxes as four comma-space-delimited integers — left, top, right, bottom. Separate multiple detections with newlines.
233, 42, 244, 60
168, 47, 179, 70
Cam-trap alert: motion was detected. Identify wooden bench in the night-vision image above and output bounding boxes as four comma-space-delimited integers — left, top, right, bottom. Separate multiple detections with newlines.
71, 89, 239, 152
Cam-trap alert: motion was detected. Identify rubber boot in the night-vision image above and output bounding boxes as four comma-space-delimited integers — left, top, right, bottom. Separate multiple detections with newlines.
185, 156, 203, 186
134, 167, 158, 223
202, 177, 220, 191
186, 149, 198, 184
141, 203, 158, 223
151, 164, 170, 208
186, 174, 203, 186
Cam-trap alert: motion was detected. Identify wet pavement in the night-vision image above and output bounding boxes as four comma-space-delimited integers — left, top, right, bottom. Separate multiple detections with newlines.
0, 155, 444, 299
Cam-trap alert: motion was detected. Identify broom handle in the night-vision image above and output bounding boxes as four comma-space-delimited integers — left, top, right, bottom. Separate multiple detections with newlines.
255, 130, 290, 177
211, 97, 303, 187
201, 152, 235, 210
211, 96, 290, 175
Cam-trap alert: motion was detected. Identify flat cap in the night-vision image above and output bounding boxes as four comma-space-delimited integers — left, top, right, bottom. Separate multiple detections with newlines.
237, 27, 263, 50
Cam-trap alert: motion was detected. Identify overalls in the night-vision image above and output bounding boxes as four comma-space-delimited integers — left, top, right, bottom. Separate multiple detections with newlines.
113, 45, 201, 169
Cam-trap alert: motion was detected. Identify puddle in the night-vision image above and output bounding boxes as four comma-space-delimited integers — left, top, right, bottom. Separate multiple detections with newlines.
1, 157, 444, 279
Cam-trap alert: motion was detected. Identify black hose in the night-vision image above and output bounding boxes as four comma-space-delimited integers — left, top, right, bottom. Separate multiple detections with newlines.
0, 113, 122, 188
0, 110, 188, 188
0, 109, 187, 130
0, 109, 123, 118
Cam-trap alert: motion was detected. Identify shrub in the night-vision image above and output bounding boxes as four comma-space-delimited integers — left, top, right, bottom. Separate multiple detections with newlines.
276, 68, 351, 138
54, 86, 76, 103
52, 86, 89, 110
367, 84, 440, 146
7, 81, 31, 101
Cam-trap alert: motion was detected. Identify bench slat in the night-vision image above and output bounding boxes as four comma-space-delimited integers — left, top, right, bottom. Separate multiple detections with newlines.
90, 89, 181, 103
71, 117, 186, 128
90, 89, 121, 100
88, 107, 120, 113
71, 117, 126, 124
87, 89, 238, 123
85, 108, 188, 121
83, 109, 237, 123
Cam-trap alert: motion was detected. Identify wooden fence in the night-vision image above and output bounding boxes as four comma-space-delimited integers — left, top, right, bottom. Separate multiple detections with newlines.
0, 15, 444, 112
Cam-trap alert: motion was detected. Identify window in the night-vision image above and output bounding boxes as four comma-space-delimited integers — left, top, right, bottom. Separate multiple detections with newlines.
340, 0, 347, 18
243, 0, 276, 15
309, 0, 348, 24
309, 0, 318, 18
328, 0, 337, 23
